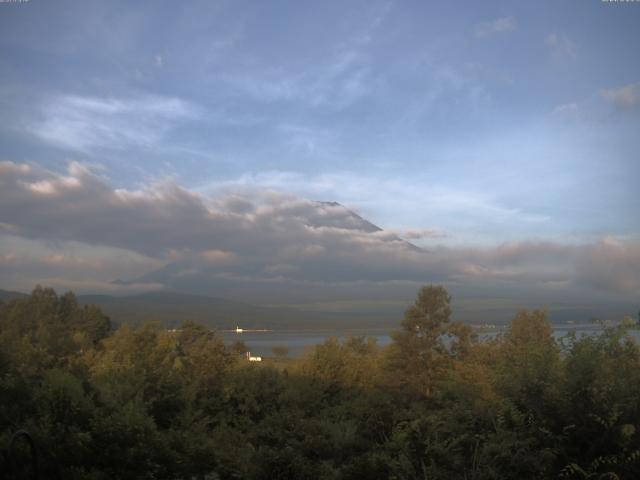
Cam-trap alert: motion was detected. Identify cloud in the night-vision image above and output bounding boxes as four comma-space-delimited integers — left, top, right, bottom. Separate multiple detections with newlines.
0, 161, 411, 262
1, 161, 639, 311
551, 102, 580, 118
552, 81, 640, 123
218, 50, 371, 110
204, 169, 551, 242
474, 17, 516, 38
213, 4, 392, 112
602, 83, 640, 110
403, 229, 448, 240
545, 32, 576, 61
0, 234, 163, 294
32, 94, 199, 152
576, 236, 640, 294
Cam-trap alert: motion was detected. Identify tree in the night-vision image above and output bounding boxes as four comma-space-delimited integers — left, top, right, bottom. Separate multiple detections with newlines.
387, 285, 472, 397
0, 287, 111, 374
401, 284, 453, 334
497, 310, 560, 413
504, 309, 554, 349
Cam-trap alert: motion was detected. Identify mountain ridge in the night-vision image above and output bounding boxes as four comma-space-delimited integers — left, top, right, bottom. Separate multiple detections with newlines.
0, 288, 400, 330
115, 200, 425, 301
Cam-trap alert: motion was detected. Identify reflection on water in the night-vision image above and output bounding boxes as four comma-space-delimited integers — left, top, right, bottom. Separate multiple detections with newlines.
220, 324, 640, 358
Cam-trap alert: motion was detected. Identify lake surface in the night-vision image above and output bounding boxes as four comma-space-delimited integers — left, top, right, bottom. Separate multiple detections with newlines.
221, 324, 640, 358
221, 328, 395, 358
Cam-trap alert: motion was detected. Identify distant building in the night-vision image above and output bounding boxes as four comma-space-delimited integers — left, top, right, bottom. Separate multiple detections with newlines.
246, 351, 262, 362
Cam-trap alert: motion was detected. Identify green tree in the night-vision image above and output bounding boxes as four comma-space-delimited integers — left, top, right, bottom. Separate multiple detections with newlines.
387, 285, 472, 397
0, 287, 111, 376
496, 310, 561, 415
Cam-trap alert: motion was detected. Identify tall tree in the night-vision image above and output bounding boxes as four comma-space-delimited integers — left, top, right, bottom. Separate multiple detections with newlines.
387, 285, 472, 397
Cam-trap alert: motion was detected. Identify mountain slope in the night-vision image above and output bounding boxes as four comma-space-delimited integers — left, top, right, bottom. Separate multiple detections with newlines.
0, 289, 29, 301
79, 291, 284, 329
118, 200, 426, 303
78, 291, 400, 330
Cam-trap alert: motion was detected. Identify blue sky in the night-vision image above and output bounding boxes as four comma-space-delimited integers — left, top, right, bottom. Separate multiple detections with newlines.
0, 0, 639, 317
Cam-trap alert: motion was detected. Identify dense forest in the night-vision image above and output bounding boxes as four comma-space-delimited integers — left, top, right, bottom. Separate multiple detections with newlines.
1, 285, 639, 479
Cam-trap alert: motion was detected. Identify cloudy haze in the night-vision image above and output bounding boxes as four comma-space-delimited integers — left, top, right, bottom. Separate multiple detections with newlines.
0, 0, 639, 321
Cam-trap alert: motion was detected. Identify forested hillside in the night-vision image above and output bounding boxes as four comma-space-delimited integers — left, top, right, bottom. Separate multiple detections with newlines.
1, 286, 639, 479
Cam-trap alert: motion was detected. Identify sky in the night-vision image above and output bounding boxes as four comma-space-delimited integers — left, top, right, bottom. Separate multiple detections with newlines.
0, 0, 639, 320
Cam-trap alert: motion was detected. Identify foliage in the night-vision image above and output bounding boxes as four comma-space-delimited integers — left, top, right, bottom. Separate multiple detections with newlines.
386, 285, 474, 397
1, 285, 639, 479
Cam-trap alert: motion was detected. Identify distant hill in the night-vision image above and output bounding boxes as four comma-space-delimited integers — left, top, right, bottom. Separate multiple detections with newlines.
0, 288, 400, 330
79, 291, 399, 330
4, 287, 632, 329
78, 291, 283, 329
0, 289, 29, 301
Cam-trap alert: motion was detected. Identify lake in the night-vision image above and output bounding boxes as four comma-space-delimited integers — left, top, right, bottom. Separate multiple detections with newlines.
220, 323, 640, 358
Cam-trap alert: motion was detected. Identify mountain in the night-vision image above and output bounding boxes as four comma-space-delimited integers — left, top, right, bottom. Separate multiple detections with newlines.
79, 291, 401, 330
117, 200, 426, 304
78, 291, 288, 329
5, 287, 629, 329
313, 201, 383, 233
0, 289, 29, 301
315, 201, 422, 251
1, 202, 421, 329
2, 288, 401, 329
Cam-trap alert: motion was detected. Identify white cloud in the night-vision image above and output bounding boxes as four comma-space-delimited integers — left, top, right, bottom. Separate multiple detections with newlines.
551, 102, 582, 119
203, 169, 551, 244
0, 234, 163, 294
474, 17, 517, 38
403, 228, 448, 240
545, 32, 576, 61
33, 94, 199, 152
213, 4, 391, 112
218, 52, 372, 110
602, 82, 640, 110
552, 81, 640, 123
